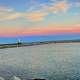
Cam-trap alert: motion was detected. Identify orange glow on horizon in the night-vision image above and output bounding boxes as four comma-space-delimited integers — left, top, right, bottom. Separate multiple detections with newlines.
0, 27, 80, 37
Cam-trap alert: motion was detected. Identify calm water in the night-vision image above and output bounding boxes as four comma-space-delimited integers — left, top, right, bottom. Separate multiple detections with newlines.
0, 43, 80, 80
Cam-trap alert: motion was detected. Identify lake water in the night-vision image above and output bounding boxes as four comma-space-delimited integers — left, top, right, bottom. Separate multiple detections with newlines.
0, 43, 80, 80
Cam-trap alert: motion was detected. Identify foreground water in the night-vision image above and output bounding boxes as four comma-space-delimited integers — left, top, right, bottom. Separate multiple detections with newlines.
0, 43, 80, 80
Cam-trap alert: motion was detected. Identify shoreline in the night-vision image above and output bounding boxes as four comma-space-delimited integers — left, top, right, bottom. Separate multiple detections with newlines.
0, 39, 80, 49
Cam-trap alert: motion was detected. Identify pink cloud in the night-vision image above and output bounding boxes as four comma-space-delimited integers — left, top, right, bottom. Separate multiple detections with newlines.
25, 11, 48, 21
48, 1, 70, 13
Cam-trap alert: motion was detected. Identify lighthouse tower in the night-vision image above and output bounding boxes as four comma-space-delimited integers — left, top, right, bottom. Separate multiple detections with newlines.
17, 38, 21, 43
17, 38, 22, 47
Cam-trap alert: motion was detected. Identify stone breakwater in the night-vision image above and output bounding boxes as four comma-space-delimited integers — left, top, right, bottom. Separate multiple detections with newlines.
0, 39, 80, 49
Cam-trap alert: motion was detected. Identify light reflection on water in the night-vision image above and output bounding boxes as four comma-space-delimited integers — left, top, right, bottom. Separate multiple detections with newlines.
0, 43, 80, 80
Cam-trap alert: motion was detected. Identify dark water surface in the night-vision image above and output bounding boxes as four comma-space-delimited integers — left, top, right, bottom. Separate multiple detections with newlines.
0, 43, 80, 80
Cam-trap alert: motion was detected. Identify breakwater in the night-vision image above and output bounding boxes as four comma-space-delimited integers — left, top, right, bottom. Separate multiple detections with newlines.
0, 39, 80, 49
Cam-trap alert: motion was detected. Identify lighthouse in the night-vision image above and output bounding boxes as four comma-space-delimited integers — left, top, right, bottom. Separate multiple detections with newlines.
17, 39, 22, 47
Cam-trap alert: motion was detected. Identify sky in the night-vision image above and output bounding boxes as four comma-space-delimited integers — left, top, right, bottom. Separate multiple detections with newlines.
0, 0, 80, 44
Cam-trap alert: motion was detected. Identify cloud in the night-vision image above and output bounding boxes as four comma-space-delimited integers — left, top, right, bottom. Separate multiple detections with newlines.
0, 11, 48, 22
0, 7, 17, 21
3, 13, 23, 20
25, 11, 48, 21
0, 6, 48, 22
0, 7, 14, 13
33, 1, 70, 14
0, 0, 80, 22
0, 7, 24, 21
71, 2, 80, 8
48, 1, 70, 13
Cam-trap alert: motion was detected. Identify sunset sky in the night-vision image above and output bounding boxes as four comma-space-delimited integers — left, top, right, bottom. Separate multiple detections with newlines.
0, 0, 80, 44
